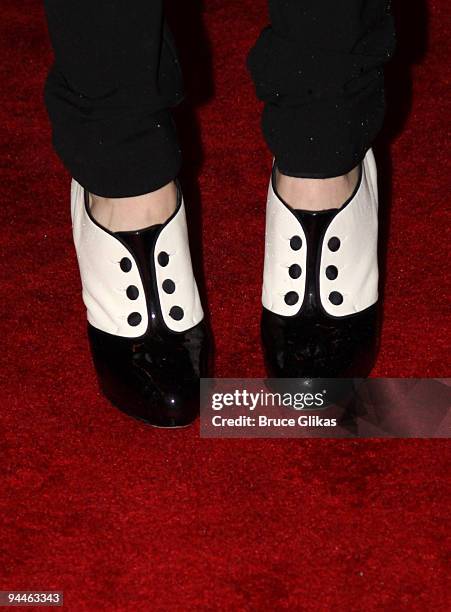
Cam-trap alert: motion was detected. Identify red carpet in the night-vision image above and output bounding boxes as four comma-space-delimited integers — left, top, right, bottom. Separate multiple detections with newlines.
1, 1, 450, 609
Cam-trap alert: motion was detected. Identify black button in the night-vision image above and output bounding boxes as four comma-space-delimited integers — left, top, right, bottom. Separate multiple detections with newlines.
329, 292, 343, 305
127, 312, 142, 326
126, 285, 139, 300
157, 251, 169, 267
284, 291, 299, 306
289, 264, 302, 279
120, 257, 132, 272
169, 306, 184, 321
326, 265, 338, 280
290, 236, 303, 251
162, 279, 176, 294
328, 237, 341, 252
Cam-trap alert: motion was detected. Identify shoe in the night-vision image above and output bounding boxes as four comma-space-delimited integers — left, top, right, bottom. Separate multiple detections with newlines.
261, 149, 380, 377
71, 180, 210, 427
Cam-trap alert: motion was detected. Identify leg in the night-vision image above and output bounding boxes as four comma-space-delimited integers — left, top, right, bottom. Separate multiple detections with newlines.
45, 0, 181, 229
249, 0, 395, 210
44, 0, 182, 199
44, 1, 210, 425
249, 1, 395, 376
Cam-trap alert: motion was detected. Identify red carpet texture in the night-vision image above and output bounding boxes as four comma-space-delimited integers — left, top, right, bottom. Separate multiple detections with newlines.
1, 0, 450, 609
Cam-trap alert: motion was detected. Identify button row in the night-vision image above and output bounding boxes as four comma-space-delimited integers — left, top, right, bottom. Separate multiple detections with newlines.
119, 258, 141, 326
327, 237, 343, 305
285, 236, 303, 306
157, 251, 184, 321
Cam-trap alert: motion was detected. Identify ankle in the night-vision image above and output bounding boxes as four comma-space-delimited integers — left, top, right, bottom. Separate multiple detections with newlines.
90, 181, 178, 232
275, 166, 360, 211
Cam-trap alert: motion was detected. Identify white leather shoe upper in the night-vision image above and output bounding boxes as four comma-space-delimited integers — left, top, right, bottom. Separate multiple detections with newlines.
262, 149, 379, 318
262, 177, 308, 316
71, 180, 203, 337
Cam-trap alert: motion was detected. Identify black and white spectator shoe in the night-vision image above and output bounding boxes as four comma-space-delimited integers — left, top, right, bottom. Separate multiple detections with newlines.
71, 181, 210, 427
261, 149, 380, 377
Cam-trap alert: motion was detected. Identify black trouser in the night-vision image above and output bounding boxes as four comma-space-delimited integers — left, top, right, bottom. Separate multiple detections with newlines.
44, 1, 395, 198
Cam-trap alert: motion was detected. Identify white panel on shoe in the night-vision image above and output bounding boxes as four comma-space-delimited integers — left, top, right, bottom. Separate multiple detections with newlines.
319, 149, 379, 316
71, 180, 148, 338
262, 176, 307, 316
153, 199, 204, 333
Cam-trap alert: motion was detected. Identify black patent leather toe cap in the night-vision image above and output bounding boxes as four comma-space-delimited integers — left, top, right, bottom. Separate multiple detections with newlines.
261, 305, 379, 378
87, 322, 210, 427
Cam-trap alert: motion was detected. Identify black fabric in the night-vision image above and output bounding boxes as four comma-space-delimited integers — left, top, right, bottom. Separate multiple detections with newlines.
44, 0, 183, 197
247, 0, 396, 177
44, 0, 395, 197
